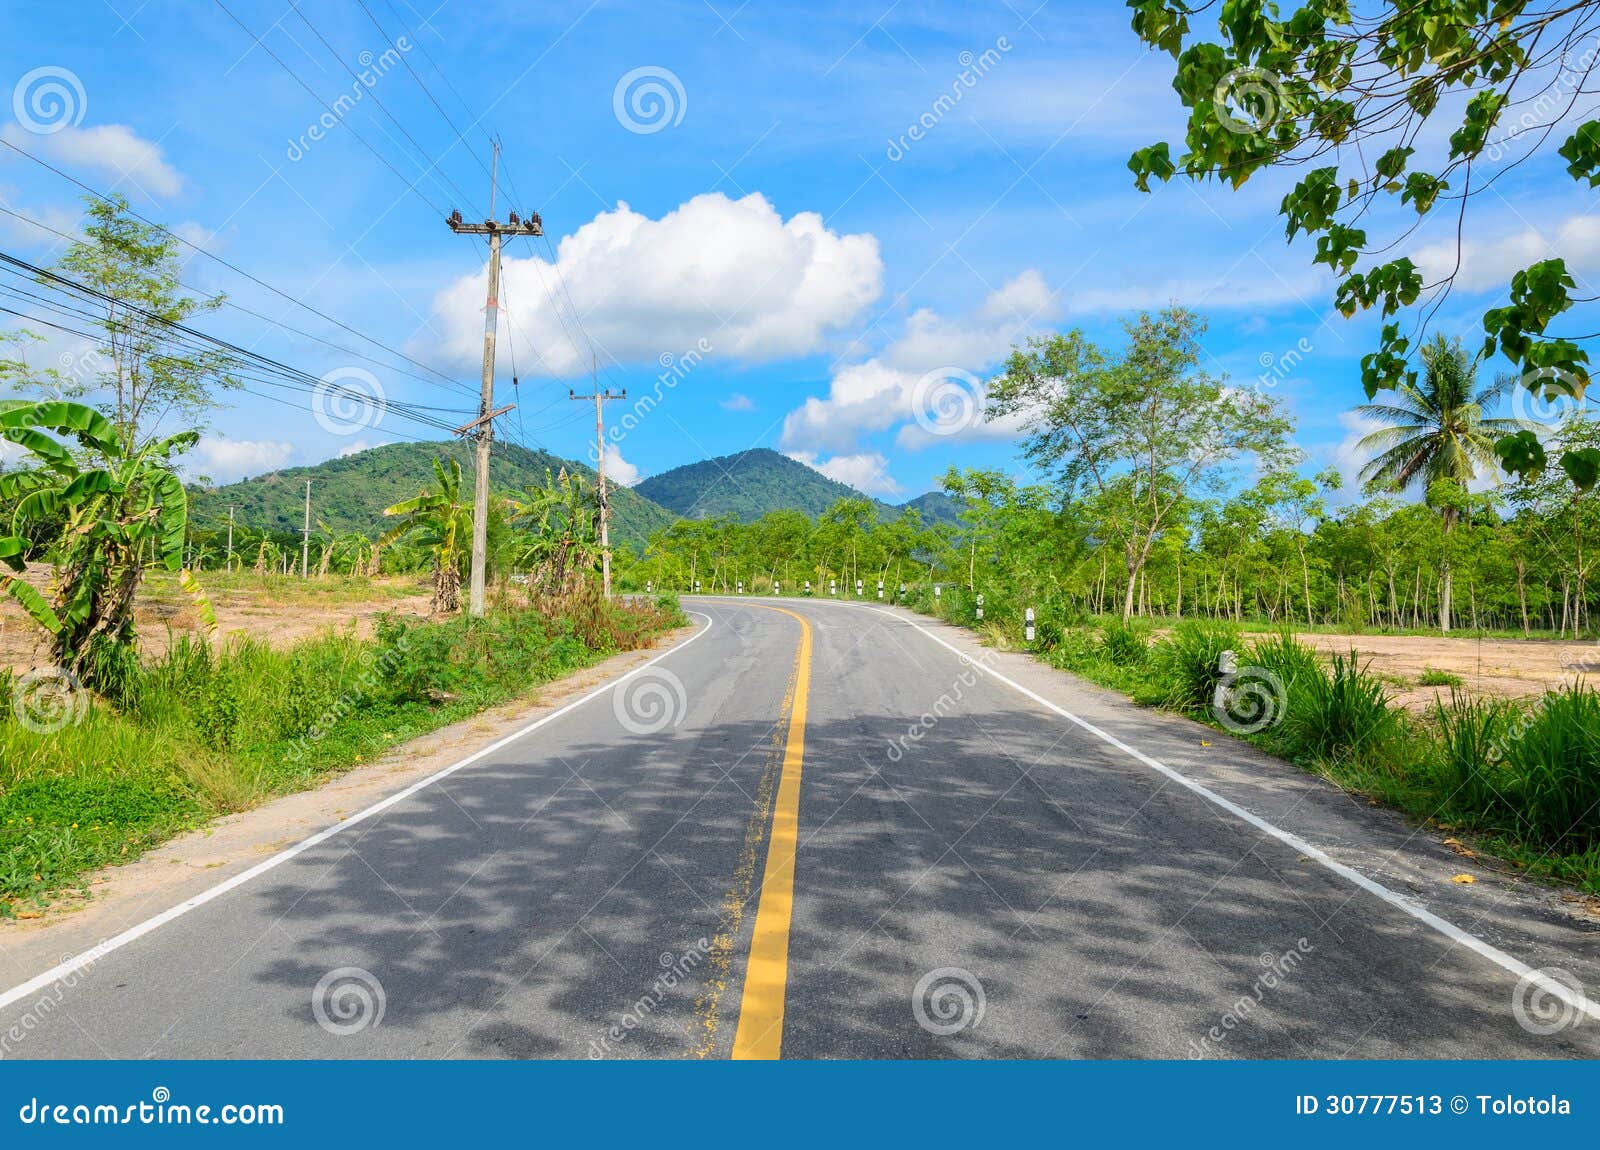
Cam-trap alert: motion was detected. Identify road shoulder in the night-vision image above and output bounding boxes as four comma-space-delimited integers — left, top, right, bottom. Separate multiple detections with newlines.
0, 623, 700, 989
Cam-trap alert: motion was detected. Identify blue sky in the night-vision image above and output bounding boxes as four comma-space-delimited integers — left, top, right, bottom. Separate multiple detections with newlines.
1, 1, 1594, 502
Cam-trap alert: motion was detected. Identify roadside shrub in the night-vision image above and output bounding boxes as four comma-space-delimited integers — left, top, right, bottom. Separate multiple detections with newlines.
1433, 692, 1520, 822
1501, 687, 1600, 849
1418, 668, 1464, 688
1153, 619, 1240, 711
1284, 652, 1397, 765
1099, 619, 1149, 667
1247, 632, 1322, 691
1032, 619, 1064, 653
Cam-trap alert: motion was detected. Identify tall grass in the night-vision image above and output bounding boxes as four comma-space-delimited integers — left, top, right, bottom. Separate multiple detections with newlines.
1152, 619, 1240, 712
0, 593, 684, 910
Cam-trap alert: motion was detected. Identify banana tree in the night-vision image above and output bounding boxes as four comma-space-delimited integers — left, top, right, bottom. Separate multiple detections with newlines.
0, 399, 213, 684
383, 457, 471, 614
506, 468, 599, 596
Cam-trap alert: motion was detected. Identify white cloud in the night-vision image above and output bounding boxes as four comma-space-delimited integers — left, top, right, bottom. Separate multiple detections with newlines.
2, 123, 183, 199
787, 450, 903, 497
603, 442, 640, 487
337, 438, 390, 458
187, 437, 293, 484
721, 392, 755, 411
1413, 214, 1600, 294
427, 192, 882, 376
779, 270, 1051, 456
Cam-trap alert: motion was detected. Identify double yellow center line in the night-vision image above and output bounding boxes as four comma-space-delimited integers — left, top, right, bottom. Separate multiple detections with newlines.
731, 605, 813, 1061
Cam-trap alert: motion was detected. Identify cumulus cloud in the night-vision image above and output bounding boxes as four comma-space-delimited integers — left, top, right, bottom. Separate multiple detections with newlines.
2, 123, 183, 199
787, 450, 902, 498
721, 392, 755, 411
187, 436, 293, 484
337, 438, 390, 458
603, 442, 640, 487
1413, 214, 1600, 294
427, 192, 881, 376
778, 270, 1050, 463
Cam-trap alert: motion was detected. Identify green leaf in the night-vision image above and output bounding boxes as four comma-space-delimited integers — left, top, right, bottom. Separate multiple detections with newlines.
0, 573, 62, 634
1560, 447, 1600, 492
1495, 430, 1546, 481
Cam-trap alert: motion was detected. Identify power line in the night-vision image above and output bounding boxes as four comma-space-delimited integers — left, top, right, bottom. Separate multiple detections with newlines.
0, 136, 465, 390
0, 200, 479, 399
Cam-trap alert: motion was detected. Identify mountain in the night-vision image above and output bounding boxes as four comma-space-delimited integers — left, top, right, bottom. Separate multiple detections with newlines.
633, 448, 963, 526
188, 440, 677, 548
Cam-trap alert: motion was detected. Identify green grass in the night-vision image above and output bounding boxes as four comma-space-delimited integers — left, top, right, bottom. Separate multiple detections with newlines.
905, 596, 1600, 893
0, 589, 686, 912
1418, 668, 1465, 687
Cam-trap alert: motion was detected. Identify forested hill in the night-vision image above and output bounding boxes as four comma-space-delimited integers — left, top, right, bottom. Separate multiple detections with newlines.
187, 440, 678, 547
634, 448, 961, 525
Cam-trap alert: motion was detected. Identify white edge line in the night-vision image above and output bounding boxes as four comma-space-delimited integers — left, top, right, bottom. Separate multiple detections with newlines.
830, 599, 1598, 1026
0, 612, 717, 1014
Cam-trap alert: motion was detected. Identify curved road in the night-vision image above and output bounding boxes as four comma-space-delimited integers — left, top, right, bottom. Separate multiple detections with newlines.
1, 597, 1597, 1059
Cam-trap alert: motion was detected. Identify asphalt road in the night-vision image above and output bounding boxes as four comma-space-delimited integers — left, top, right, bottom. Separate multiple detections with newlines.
2, 597, 1598, 1060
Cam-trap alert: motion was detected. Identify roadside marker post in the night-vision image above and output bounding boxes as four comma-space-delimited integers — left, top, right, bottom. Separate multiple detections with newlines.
856, 580, 864, 598
976, 594, 985, 622
877, 581, 884, 600
805, 581, 812, 595
1026, 607, 1036, 644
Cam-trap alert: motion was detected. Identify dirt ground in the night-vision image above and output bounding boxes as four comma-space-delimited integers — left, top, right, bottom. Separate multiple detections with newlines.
1247, 631, 1589, 712
1, 564, 435, 674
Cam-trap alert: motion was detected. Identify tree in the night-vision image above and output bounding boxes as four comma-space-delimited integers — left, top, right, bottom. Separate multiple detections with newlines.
506, 468, 600, 596
1354, 334, 1526, 631
0, 399, 212, 685
990, 307, 1293, 618
1127, 1, 1600, 483
47, 195, 235, 454
383, 457, 472, 614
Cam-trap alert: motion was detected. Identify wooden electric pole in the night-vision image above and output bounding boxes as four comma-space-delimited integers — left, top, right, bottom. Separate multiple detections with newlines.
445, 142, 542, 616
570, 375, 627, 598
227, 505, 235, 573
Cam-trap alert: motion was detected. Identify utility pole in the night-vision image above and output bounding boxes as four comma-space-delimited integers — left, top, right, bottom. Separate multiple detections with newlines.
227, 506, 235, 573
445, 141, 543, 616
301, 481, 312, 580
571, 374, 627, 597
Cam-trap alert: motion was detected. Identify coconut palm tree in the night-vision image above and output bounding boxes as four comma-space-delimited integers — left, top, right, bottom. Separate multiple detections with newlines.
382, 457, 472, 614
1354, 334, 1528, 633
